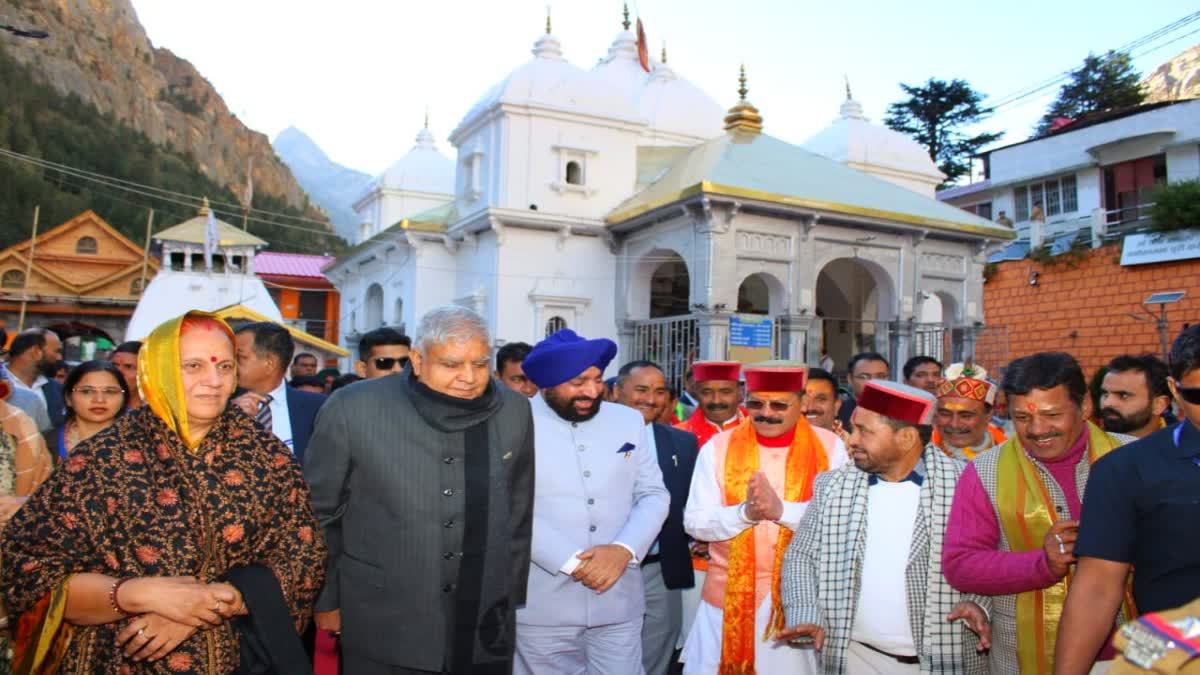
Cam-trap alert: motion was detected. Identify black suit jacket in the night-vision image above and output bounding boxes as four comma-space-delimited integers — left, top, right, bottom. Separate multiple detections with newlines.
235, 385, 326, 466
651, 423, 699, 590
285, 386, 325, 465
40, 379, 67, 429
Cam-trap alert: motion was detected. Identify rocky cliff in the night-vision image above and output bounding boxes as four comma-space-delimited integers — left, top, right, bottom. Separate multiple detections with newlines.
0, 0, 323, 222
1143, 44, 1200, 103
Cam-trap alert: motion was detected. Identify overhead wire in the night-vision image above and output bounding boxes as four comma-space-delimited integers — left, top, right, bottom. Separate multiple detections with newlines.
982, 10, 1200, 113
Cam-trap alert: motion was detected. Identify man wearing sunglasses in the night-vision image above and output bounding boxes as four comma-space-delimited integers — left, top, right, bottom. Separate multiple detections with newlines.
1057, 325, 1200, 674
355, 326, 411, 379
681, 364, 846, 673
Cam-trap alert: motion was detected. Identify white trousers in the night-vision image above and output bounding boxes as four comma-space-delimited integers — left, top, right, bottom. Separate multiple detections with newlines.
680, 597, 818, 675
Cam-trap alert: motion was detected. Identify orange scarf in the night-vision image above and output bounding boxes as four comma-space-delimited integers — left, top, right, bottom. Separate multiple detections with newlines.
933, 424, 1007, 460
718, 420, 828, 674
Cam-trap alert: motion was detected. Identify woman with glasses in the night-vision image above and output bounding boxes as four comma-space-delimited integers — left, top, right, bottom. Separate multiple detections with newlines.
47, 360, 129, 462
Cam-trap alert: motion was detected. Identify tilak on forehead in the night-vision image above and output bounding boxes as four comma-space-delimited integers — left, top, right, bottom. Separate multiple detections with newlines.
211, 356, 219, 363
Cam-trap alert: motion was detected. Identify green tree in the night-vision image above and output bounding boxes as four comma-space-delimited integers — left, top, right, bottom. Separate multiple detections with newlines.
884, 78, 1002, 186
1149, 180, 1200, 232
1035, 51, 1144, 137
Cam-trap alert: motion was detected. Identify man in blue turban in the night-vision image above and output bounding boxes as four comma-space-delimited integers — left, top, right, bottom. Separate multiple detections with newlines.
515, 330, 670, 674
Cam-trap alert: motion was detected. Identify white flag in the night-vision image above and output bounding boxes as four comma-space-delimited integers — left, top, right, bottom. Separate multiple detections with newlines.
204, 206, 218, 271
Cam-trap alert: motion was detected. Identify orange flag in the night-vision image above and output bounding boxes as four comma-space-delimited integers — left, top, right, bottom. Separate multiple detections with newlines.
636, 17, 650, 72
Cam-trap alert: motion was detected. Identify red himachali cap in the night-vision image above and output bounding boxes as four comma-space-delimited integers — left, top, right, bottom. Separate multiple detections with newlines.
691, 361, 742, 383
744, 366, 807, 393
858, 380, 937, 426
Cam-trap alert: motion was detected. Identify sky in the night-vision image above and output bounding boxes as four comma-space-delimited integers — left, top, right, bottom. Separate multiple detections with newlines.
129, 0, 1198, 178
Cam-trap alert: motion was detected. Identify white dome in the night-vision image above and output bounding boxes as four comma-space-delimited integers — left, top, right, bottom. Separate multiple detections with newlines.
589, 29, 724, 145
376, 126, 455, 195
455, 31, 640, 135
591, 30, 648, 104
638, 61, 724, 145
802, 96, 944, 189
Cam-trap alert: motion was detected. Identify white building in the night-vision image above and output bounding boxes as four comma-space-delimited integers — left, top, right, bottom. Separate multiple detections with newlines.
325, 16, 1013, 383
940, 98, 1200, 251
127, 202, 279, 339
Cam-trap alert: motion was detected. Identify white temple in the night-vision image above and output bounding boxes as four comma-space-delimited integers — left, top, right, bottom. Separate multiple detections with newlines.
324, 12, 1013, 383
126, 202, 278, 339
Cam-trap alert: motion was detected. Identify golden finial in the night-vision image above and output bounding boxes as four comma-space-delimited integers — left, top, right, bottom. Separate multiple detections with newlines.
724, 64, 763, 134
199, 196, 211, 216
545, 6, 552, 34
622, 3, 631, 30
844, 74, 852, 101
661, 41, 667, 64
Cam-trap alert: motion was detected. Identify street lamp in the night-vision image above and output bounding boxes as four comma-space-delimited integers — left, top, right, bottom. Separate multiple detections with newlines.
1144, 291, 1186, 363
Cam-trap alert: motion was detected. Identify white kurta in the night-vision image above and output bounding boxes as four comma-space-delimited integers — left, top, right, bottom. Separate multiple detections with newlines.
680, 431, 847, 674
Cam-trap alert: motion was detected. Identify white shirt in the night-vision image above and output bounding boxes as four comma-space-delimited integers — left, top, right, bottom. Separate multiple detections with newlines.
850, 479, 921, 655
265, 379, 294, 452
12, 373, 50, 411
684, 433, 848, 544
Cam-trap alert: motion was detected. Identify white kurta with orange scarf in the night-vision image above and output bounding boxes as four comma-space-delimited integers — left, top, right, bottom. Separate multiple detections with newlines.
680, 424, 846, 674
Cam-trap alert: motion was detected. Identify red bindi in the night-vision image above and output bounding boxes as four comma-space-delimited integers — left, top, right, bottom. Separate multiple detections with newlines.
210, 356, 219, 363
1025, 402, 1037, 413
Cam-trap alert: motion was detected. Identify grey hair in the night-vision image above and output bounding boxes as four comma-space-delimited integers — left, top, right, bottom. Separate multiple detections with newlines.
415, 305, 490, 351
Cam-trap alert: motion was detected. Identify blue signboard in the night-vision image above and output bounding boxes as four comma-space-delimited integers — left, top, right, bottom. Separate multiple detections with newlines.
729, 317, 773, 348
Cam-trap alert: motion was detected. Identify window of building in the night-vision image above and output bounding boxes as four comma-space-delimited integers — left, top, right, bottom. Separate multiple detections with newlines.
545, 316, 567, 336
1014, 187, 1029, 222
565, 161, 582, 185
1013, 174, 1078, 221
169, 252, 186, 271
75, 236, 98, 254
1103, 154, 1166, 224
1, 269, 25, 289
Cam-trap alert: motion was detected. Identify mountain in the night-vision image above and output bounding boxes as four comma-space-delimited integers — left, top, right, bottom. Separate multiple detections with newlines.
0, 0, 321, 220
1143, 44, 1200, 103
274, 127, 370, 237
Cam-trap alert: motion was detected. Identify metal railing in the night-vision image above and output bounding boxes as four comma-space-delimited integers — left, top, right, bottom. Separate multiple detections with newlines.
630, 315, 699, 395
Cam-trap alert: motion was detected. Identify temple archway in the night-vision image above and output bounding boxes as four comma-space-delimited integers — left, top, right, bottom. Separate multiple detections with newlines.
815, 258, 896, 372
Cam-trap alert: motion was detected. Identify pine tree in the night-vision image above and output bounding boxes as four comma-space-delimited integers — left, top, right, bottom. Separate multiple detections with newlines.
884, 78, 1003, 186
1035, 51, 1145, 137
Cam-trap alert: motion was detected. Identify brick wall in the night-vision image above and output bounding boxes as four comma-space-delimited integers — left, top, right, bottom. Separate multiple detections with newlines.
983, 243, 1200, 376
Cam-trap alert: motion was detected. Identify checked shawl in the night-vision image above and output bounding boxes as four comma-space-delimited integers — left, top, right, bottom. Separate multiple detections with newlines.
780, 444, 988, 674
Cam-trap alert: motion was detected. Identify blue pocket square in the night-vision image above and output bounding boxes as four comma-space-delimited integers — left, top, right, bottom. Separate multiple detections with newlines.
617, 442, 635, 455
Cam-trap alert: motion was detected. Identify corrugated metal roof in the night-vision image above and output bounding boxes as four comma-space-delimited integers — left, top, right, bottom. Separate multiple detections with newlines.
606, 131, 1014, 239
254, 252, 334, 278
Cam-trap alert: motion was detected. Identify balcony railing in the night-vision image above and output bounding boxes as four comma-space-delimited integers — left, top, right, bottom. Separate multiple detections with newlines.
283, 318, 329, 338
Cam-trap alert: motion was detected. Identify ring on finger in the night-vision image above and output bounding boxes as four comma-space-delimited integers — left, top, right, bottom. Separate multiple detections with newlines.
1053, 533, 1063, 544
137, 627, 145, 636
1058, 543, 1066, 555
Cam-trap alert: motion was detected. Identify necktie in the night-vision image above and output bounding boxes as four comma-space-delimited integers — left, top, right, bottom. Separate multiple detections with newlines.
255, 395, 273, 430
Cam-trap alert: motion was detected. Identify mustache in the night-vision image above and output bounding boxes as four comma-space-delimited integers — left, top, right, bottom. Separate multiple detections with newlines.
753, 415, 784, 425
1027, 432, 1061, 442
704, 402, 731, 412
943, 427, 974, 436
1100, 408, 1124, 418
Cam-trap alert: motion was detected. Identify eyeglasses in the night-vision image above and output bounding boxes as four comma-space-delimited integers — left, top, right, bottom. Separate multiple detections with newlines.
72, 387, 124, 398
745, 399, 792, 413
372, 356, 409, 371
1177, 386, 1200, 405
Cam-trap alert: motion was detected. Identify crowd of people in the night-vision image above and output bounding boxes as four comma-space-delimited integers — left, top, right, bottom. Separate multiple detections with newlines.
0, 307, 1196, 674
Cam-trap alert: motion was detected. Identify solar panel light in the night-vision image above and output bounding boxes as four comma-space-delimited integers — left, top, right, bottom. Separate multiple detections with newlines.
1144, 291, 1185, 306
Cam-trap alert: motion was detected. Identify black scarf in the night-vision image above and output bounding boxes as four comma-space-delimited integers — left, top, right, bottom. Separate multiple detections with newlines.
407, 374, 514, 674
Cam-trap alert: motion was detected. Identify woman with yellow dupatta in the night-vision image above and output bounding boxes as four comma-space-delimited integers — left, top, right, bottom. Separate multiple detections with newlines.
1, 311, 327, 673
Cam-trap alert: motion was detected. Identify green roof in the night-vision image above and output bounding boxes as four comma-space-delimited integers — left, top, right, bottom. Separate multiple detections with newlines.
328, 201, 456, 268
609, 132, 1013, 239
154, 212, 268, 247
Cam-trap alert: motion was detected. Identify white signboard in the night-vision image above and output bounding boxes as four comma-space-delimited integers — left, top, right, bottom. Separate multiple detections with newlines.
1120, 229, 1200, 266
